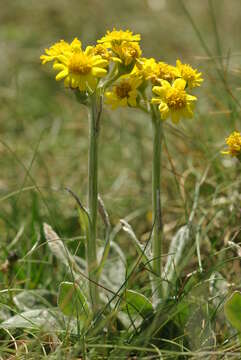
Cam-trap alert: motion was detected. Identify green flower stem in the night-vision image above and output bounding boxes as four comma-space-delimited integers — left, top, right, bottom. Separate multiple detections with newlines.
151, 106, 163, 302
87, 93, 102, 313
102, 64, 119, 90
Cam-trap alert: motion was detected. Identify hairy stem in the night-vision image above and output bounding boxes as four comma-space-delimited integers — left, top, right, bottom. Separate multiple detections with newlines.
87, 94, 101, 313
151, 108, 163, 303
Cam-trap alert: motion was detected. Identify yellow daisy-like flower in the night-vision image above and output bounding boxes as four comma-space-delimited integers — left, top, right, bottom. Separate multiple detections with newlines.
176, 59, 203, 89
89, 43, 122, 65
134, 59, 178, 84
98, 28, 141, 46
112, 41, 142, 66
89, 43, 112, 61
222, 131, 241, 157
133, 57, 159, 81
41, 38, 108, 91
151, 78, 197, 123
105, 77, 142, 109
155, 61, 179, 83
40, 40, 71, 64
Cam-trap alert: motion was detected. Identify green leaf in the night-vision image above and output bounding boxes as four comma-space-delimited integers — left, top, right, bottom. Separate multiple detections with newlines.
58, 281, 89, 318
123, 290, 153, 317
224, 291, 241, 331
79, 207, 91, 238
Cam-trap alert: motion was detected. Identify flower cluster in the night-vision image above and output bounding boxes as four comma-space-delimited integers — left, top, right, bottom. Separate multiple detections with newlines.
41, 29, 203, 123
222, 131, 241, 159
148, 59, 202, 124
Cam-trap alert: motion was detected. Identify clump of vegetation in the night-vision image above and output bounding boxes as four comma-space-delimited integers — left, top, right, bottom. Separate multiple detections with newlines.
1, 1, 241, 359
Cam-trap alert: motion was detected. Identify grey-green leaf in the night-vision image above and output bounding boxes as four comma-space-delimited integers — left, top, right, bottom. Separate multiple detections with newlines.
44, 223, 72, 267
13, 290, 53, 311
43, 223, 82, 282
58, 281, 89, 318
100, 242, 126, 293
224, 291, 241, 331
0, 309, 59, 329
164, 225, 195, 296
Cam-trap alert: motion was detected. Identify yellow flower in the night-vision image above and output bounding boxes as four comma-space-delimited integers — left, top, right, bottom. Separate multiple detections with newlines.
133, 58, 159, 81
134, 59, 178, 84
155, 61, 179, 83
151, 78, 197, 123
112, 41, 142, 66
89, 43, 112, 61
41, 38, 108, 91
222, 131, 241, 157
98, 28, 141, 46
89, 43, 123, 67
105, 77, 142, 109
176, 59, 203, 89
40, 40, 71, 64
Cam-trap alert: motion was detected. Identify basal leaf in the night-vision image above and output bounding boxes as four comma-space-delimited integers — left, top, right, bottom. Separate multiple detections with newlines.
58, 281, 89, 318
224, 291, 241, 331
0, 309, 59, 329
123, 290, 153, 317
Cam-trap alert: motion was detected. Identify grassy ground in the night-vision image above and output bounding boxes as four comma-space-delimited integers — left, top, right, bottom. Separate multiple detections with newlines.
1, 0, 241, 358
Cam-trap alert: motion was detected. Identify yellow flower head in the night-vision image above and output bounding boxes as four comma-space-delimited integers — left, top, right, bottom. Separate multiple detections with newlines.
40, 38, 108, 92
98, 28, 141, 46
134, 57, 159, 81
222, 131, 241, 157
134, 59, 178, 84
105, 77, 142, 110
176, 59, 203, 89
151, 78, 197, 123
112, 41, 142, 66
40, 40, 71, 64
89, 43, 112, 61
155, 61, 179, 83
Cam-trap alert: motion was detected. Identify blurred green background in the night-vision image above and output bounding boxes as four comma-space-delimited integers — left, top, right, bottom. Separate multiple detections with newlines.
0, 0, 241, 278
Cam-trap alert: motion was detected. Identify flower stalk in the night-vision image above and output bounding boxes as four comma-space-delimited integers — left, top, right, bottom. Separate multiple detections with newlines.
151, 106, 163, 302
87, 93, 102, 313
40, 30, 203, 312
